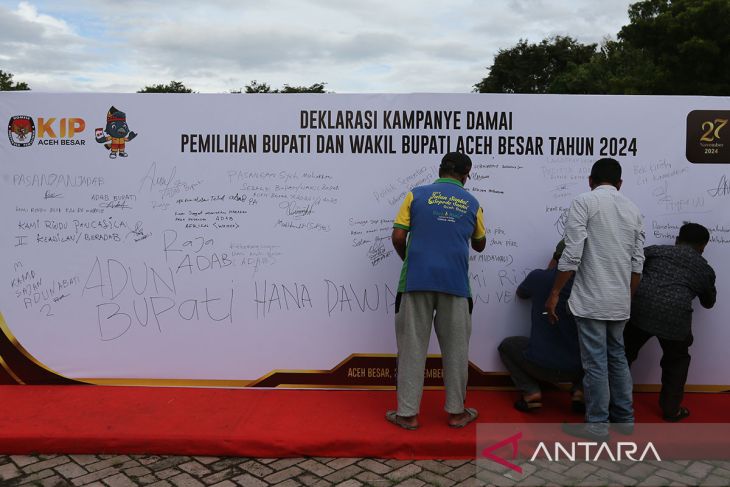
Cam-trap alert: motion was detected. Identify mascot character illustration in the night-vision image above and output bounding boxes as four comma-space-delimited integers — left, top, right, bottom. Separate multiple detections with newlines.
95, 106, 138, 158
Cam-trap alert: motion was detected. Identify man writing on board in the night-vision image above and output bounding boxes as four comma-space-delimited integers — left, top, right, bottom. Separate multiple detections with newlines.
387, 152, 486, 430
624, 222, 716, 422
546, 157, 645, 441
499, 240, 585, 414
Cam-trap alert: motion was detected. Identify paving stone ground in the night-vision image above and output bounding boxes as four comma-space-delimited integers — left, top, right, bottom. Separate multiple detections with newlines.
2, 454, 730, 486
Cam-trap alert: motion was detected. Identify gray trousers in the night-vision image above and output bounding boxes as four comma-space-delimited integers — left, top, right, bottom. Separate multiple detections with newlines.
395, 291, 471, 416
498, 336, 583, 395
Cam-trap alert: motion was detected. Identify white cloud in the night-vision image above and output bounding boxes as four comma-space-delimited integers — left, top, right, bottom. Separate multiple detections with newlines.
0, 1, 105, 89
15, 1, 73, 36
0, 0, 634, 93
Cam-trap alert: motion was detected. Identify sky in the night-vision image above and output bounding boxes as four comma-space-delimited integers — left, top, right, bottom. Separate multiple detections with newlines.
0, 0, 635, 93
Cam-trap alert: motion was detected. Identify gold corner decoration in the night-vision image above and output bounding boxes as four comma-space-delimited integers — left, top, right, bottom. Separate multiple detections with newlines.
0, 312, 85, 385
77, 378, 254, 387
1, 312, 729, 392
246, 352, 397, 387
0, 354, 24, 384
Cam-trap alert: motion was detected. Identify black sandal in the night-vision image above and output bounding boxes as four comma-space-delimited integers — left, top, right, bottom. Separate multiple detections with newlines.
571, 399, 586, 414
514, 398, 542, 412
663, 406, 690, 422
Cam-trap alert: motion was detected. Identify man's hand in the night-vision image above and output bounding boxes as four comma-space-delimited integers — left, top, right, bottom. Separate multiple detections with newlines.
545, 269, 574, 324
392, 228, 408, 261
545, 292, 560, 324
471, 237, 486, 253
630, 272, 641, 298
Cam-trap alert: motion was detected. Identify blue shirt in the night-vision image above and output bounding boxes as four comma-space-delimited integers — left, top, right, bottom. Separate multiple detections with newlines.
394, 178, 485, 298
519, 268, 581, 372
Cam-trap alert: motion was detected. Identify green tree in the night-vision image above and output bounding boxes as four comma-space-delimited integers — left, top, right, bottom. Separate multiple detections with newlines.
617, 0, 730, 95
241, 80, 272, 93
0, 70, 30, 91
138, 81, 193, 93
232, 81, 328, 93
474, 36, 596, 93
549, 40, 663, 94
278, 82, 327, 93
474, 0, 730, 95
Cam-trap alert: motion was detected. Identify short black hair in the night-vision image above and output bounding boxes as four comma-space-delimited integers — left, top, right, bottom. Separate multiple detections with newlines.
677, 222, 710, 246
590, 158, 622, 186
439, 152, 472, 177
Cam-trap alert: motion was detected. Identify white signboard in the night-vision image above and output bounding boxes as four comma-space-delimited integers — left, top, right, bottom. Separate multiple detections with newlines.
1, 93, 728, 388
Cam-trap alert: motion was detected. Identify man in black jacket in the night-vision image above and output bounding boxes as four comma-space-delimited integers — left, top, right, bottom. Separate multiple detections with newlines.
624, 222, 717, 422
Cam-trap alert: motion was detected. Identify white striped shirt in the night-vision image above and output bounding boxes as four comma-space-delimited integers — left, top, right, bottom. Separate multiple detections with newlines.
558, 185, 645, 320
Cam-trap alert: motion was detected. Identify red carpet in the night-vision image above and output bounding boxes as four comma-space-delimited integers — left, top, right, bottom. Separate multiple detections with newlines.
1, 386, 728, 459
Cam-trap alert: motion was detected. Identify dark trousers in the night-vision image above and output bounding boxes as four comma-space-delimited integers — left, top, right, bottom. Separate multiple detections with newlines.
498, 336, 582, 396
624, 322, 693, 417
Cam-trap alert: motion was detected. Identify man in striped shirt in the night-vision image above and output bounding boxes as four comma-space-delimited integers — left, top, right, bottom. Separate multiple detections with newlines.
545, 158, 645, 441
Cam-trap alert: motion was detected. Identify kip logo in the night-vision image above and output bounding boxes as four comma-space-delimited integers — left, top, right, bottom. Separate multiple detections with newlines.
481, 432, 523, 473
36, 117, 87, 146
7, 115, 35, 147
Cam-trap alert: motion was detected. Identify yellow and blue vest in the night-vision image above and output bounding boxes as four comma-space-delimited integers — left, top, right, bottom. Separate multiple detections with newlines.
394, 178, 486, 298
